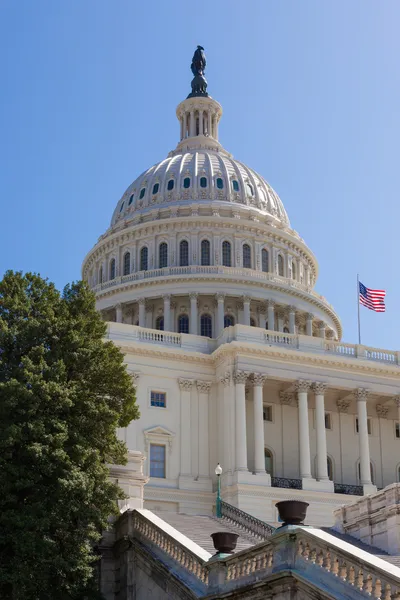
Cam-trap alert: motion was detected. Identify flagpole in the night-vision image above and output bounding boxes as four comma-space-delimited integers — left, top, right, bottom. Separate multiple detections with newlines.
357, 273, 361, 345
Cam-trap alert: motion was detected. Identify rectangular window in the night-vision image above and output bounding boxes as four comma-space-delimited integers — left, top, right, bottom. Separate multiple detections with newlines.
263, 405, 273, 422
150, 444, 166, 478
150, 391, 166, 408
356, 417, 372, 435
324, 412, 332, 430
396, 422, 400, 439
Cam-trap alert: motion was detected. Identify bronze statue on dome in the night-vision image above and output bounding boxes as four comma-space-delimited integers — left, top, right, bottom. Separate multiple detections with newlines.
188, 45, 208, 98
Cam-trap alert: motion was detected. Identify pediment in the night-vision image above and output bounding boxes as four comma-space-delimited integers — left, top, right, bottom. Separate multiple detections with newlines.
143, 426, 175, 438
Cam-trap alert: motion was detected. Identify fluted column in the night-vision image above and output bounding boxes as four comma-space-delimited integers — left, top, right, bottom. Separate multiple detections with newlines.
220, 372, 233, 473
234, 371, 248, 471
288, 306, 296, 334
243, 295, 251, 326
138, 298, 146, 327
198, 110, 203, 135
314, 383, 329, 480
253, 374, 267, 473
163, 294, 171, 332
296, 380, 312, 479
216, 293, 225, 335
179, 379, 193, 477
115, 303, 123, 323
189, 110, 195, 137
306, 313, 314, 336
207, 111, 212, 136
267, 300, 275, 331
355, 389, 372, 485
189, 292, 198, 335
197, 381, 211, 478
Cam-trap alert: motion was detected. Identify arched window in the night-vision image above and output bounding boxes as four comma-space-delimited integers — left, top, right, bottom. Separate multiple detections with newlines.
264, 448, 273, 475
243, 244, 251, 269
179, 240, 189, 266
357, 461, 375, 485
327, 457, 333, 481
178, 314, 189, 334
155, 316, 164, 331
99, 266, 103, 284
119, 201, 125, 213
262, 249, 269, 273
167, 179, 174, 191
283, 326, 289, 333
278, 255, 284, 277
216, 177, 224, 189
265, 321, 269, 330
201, 239, 211, 265
292, 261, 297, 280
140, 246, 148, 271
159, 242, 168, 268
123, 252, 130, 276
183, 177, 191, 189
109, 258, 116, 280
139, 188, 146, 200
128, 193, 134, 206
224, 315, 235, 328
222, 241, 232, 267
152, 183, 159, 195
232, 180, 240, 192
246, 183, 254, 197
250, 318, 257, 327
200, 176, 207, 188
200, 314, 212, 338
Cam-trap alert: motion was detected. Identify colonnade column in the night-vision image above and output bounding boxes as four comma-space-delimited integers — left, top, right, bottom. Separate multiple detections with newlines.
207, 111, 212, 137
318, 322, 326, 339
163, 294, 171, 331
306, 313, 314, 336
115, 303, 123, 323
355, 389, 372, 486
233, 371, 248, 471
179, 379, 193, 479
243, 295, 251, 326
189, 292, 198, 335
296, 380, 312, 479
267, 300, 275, 331
288, 306, 296, 334
189, 110, 195, 137
253, 374, 267, 473
138, 298, 146, 327
197, 381, 211, 478
198, 110, 203, 135
216, 293, 225, 336
314, 383, 329, 480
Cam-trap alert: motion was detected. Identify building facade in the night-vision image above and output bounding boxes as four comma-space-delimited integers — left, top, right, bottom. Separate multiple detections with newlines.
82, 54, 400, 527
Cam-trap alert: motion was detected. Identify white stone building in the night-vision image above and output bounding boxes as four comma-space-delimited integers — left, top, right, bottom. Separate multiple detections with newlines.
82, 53, 400, 529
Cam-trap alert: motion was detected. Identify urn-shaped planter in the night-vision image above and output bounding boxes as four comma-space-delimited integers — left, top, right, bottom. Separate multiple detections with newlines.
276, 500, 309, 526
211, 531, 239, 555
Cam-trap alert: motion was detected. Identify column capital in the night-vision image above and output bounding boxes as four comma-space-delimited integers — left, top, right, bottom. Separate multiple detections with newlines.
336, 398, 351, 413
242, 294, 251, 304
376, 404, 389, 419
215, 292, 225, 302
288, 305, 297, 314
233, 370, 249, 385
189, 292, 199, 300
394, 396, 400, 408
138, 297, 146, 305
219, 372, 231, 387
197, 380, 212, 394
318, 321, 326, 330
306, 313, 314, 321
280, 391, 293, 405
354, 388, 369, 402
170, 300, 177, 310
251, 373, 267, 387
267, 299, 276, 308
114, 302, 122, 309
313, 382, 327, 395
295, 380, 312, 393
163, 294, 171, 301
129, 371, 141, 384
179, 378, 194, 391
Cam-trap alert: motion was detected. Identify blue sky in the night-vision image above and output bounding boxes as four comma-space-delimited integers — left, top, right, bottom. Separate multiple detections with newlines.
1, 1, 399, 349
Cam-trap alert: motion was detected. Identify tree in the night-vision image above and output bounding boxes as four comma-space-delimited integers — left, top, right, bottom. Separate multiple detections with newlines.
0, 271, 139, 599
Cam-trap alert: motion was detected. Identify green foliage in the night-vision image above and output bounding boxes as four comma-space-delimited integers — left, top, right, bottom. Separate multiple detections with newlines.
0, 272, 139, 599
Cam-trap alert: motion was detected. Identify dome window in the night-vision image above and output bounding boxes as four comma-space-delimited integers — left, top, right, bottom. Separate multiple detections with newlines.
139, 188, 146, 200
119, 201, 125, 213
292, 261, 297, 280
179, 240, 189, 266
152, 183, 159, 195
243, 244, 251, 269
123, 252, 130, 276
200, 176, 207, 188
167, 179, 174, 191
232, 180, 240, 192
222, 241, 232, 267
200, 314, 212, 338
156, 316, 164, 331
278, 255, 284, 277
183, 177, 191, 189
178, 314, 189, 334
159, 242, 168, 268
216, 177, 224, 189
262, 249, 269, 273
224, 315, 235, 328
128, 194, 134, 206
201, 239, 210, 265
140, 246, 148, 271
99, 266, 103, 284
109, 258, 116, 280
250, 318, 257, 327
246, 183, 254, 197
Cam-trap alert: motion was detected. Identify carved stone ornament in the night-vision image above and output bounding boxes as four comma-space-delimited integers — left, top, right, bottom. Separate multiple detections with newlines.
216, 292, 225, 302
189, 292, 199, 301
138, 297, 146, 305
280, 391, 293, 405
197, 380, 212, 394
295, 380, 311, 394
267, 299, 276, 309
163, 294, 171, 301
130, 372, 141, 384
354, 388, 369, 402
179, 378, 194, 392
313, 382, 327, 395
233, 370, 249, 385
242, 295, 251, 304
251, 373, 267, 387
220, 372, 231, 387
336, 398, 351, 413
376, 404, 389, 418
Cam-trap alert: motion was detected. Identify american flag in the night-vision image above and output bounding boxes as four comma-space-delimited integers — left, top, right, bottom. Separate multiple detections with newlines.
359, 282, 386, 313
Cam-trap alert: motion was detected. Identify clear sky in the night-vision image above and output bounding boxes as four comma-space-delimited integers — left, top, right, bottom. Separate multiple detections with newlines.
1, 1, 399, 349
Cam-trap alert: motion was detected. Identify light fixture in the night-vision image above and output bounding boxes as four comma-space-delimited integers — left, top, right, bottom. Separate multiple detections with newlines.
215, 463, 222, 476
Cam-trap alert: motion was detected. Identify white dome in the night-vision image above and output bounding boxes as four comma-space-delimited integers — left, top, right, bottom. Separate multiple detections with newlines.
111, 149, 290, 228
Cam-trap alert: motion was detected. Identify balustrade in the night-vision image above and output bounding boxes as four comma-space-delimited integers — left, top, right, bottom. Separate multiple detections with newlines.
221, 500, 275, 540
271, 477, 302, 490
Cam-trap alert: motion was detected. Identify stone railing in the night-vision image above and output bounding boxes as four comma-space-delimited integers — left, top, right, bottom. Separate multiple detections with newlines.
264, 331, 299, 347
325, 340, 398, 364
137, 328, 181, 346
271, 477, 303, 490
334, 483, 363, 496
220, 500, 275, 540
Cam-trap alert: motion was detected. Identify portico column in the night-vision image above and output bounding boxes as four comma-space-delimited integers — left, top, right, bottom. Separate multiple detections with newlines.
179, 379, 194, 477
314, 383, 329, 480
288, 306, 296, 334
318, 322, 326, 339
216, 293, 225, 335
296, 380, 312, 479
355, 389, 372, 485
197, 381, 211, 478
243, 295, 251, 326
233, 371, 248, 471
253, 374, 267, 473
189, 292, 198, 335
306, 313, 314, 336
267, 300, 275, 331
115, 303, 123, 323
138, 298, 146, 327
163, 294, 171, 332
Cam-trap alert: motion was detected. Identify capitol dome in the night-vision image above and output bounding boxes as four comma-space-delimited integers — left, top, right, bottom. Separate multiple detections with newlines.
82, 55, 342, 340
